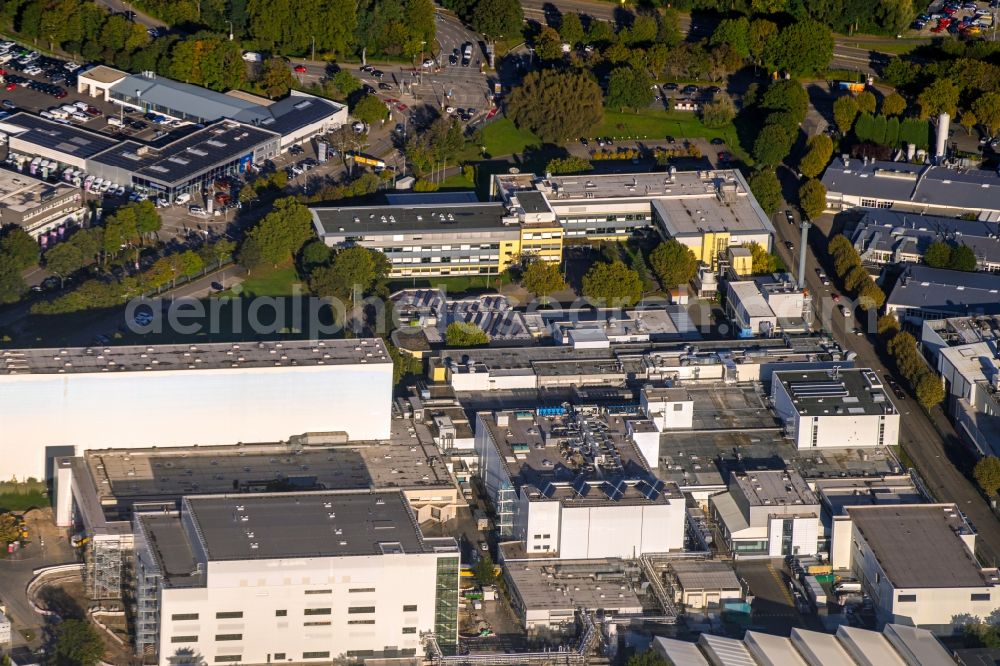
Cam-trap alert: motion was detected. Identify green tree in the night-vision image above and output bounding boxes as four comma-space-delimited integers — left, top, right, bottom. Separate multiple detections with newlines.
0, 258, 27, 304
972, 93, 1000, 137
352, 94, 389, 127
882, 92, 907, 117
133, 200, 162, 242
767, 20, 832, 76
855, 90, 877, 115
545, 156, 592, 175
877, 314, 900, 338
711, 16, 750, 59
333, 70, 363, 97
949, 244, 978, 272
974, 456, 1000, 496
917, 78, 959, 119
587, 19, 615, 45
212, 239, 237, 265
649, 240, 698, 289
833, 96, 860, 135
52, 619, 104, 666
506, 69, 603, 143
559, 12, 585, 46
582, 261, 643, 307
445, 321, 490, 347
745, 241, 778, 275
626, 651, 669, 666
761, 80, 809, 124
474, 552, 497, 586
915, 373, 945, 410
923, 241, 952, 268
858, 279, 885, 311
45, 243, 84, 287
309, 246, 389, 306
753, 124, 794, 168
959, 111, 978, 136
0, 512, 21, 545
534, 26, 564, 62
798, 179, 827, 220
244, 198, 314, 267
605, 66, 652, 112
845, 265, 869, 292
1, 228, 39, 270
472, 0, 522, 41
521, 259, 566, 298
405, 117, 466, 177
748, 18, 778, 68
260, 58, 295, 99
701, 94, 736, 129
749, 168, 782, 217
299, 240, 332, 273
799, 134, 834, 179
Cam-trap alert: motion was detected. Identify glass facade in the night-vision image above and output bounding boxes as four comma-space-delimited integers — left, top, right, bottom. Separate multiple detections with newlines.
434, 556, 459, 649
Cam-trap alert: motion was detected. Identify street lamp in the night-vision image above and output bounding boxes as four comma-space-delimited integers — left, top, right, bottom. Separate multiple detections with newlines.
227, 20, 233, 41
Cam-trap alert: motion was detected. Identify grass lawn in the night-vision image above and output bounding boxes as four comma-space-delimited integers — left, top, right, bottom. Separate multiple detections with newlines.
439, 172, 476, 190
595, 108, 749, 162
234, 264, 303, 297
832, 36, 931, 55
387, 274, 505, 295
481, 118, 541, 157
0, 490, 48, 512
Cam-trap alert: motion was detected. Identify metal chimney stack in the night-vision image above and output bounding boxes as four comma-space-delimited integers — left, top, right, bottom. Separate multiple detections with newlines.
798, 219, 811, 289
935, 112, 950, 162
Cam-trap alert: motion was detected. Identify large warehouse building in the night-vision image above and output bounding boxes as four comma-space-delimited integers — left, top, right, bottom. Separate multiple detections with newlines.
0, 339, 393, 480
133, 489, 460, 664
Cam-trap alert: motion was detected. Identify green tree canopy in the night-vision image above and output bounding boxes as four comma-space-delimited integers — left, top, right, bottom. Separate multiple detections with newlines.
882, 91, 907, 117
474, 552, 498, 586
949, 244, 978, 272
649, 240, 698, 289
701, 94, 736, 129
746, 241, 778, 275
974, 456, 1000, 496
753, 124, 794, 168
711, 16, 750, 59
299, 240, 333, 273
915, 373, 945, 410
534, 26, 564, 62
259, 58, 295, 99
333, 70, 363, 97
0, 513, 20, 545
917, 78, 959, 119
605, 66, 653, 112
352, 94, 390, 127
445, 321, 490, 347
472, 0, 522, 40
53, 619, 104, 666
582, 260, 643, 307
799, 134, 834, 179
521, 259, 566, 297
767, 20, 832, 76
833, 96, 860, 135
972, 92, 1000, 137
243, 198, 315, 267
559, 12, 585, 46
309, 246, 389, 306
761, 79, 809, 124
923, 241, 952, 268
855, 90, 877, 115
545, 156, 593, 175
45, 243, 84, 286
1, 228, 39, 270
507, 69, 603, 143
798, 179, 827, 220
748, 168, 782, 217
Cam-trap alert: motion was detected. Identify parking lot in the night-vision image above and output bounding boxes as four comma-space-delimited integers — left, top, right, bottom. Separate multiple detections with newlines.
911, 0, 998, 36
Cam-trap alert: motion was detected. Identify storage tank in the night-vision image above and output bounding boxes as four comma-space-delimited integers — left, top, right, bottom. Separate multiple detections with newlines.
935, 112, 950, 161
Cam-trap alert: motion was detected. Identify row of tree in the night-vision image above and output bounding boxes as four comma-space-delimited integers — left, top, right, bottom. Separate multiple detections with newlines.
710, 15, 833, 78
876, 314, 946, 410
828, 234, 885, 311
0, 227, 40, 304
923, 240, 978, 272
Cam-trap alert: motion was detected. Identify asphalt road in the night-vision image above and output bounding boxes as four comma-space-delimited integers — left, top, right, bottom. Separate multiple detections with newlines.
91, 0, 167, 28
769, 203, 1000, 565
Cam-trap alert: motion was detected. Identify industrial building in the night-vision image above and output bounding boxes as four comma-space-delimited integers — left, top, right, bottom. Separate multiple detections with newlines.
831, 503, 1000, 633
494, 169, 774, 270
0, 168, 85, 242
770, 368, 900, 450
668, 560, 743, 610
0, 112, 280, 202
821, 157, 1000, 217
886, 263, 1000, 324
77, 68, 347, 152
725, 277, 811, 338
0, 339, 393, 481
475, 408, 686, 559
850, 209, 1000, 272
653, 624, 953, 666
709, 469, 821, 559
133, 489, 460, 664
921, 316, 1000, 456
391, 289, 533, 344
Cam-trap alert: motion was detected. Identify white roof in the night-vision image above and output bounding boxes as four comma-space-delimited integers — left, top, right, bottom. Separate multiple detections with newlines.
698, 633, 757, 666
836, 626, 907, 666
745, 631, 807, 666
882, 624, 953, 666
653, 637, 710, 666
790, 628, 855, 666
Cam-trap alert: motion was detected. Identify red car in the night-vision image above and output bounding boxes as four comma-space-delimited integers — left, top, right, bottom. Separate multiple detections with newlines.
293, 65, 307, 73
5, 83, 15, 92
717, 151, 732, 163
395, 103, 408, 112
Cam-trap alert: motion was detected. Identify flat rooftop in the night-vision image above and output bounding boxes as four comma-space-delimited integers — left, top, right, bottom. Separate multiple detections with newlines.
0, 338, 389, 375
311, 202, 515, 237
480, 408, 682, 505
729, 281, 774, 319
733, 469, 817, 507
849, 504, 989, 588
671, 560, 741, 592
773, 368, 897, 417
93, 120, 278, 185
505, 558, 645, 613
3, 111, 119, 158
889, 263, 1000, 316
138, 513, 202, 588
79, 65, 128, 84
84, 419, 452, 514
0, 169, 77, 213
185, 489, 432, 561
927, 315, 1000, 346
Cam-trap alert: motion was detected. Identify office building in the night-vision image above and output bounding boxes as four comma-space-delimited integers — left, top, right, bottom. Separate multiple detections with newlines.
475, 408, 685, 559
710, 469, 821, 559
77, 68, 346, 151
886, 263, 1000, 324
652, 624, 953, 666
936, 341, 1000, 457
133, 489, 460, 664
0, 339, 392, 480
831, 504, 1000, 633
821, 157, 1000, 217
770, 368, 900, 450
494, 169, 774, 269
725, 277, 811, 338
850, 209, 1000, 272
0, 169, 84, 242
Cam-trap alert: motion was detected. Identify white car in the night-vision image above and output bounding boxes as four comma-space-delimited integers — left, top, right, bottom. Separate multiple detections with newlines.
71, 112, 88, 122
242, 51, 262, 63
422, 58, 435, 68
175, 192, 191, 204
445, 106, 456, 114
839, 304, 851, 318
188, 205, 206, 215
24, 65, 42, 76
64, 61, 80, 72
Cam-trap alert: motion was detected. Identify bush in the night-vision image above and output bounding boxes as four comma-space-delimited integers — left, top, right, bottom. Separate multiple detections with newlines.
445, 322, 490, 347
